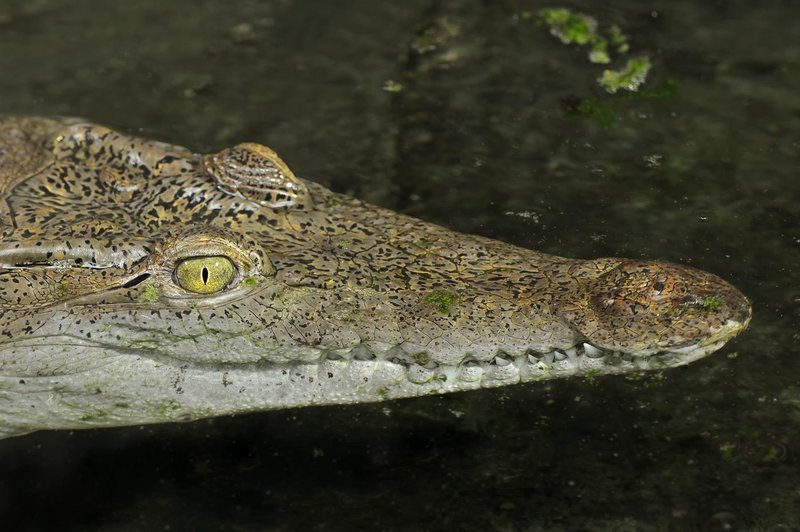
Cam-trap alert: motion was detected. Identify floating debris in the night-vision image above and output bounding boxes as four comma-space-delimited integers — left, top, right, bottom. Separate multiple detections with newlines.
382, 80, 404, 93
531, 8, 651, 91
599, 56, 652, 93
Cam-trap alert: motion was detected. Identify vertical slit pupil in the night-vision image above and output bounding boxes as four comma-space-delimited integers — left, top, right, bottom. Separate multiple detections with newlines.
202, 266, 209, 284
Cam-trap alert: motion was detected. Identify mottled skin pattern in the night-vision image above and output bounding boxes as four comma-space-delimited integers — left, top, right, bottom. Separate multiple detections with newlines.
0, 117, 751, 438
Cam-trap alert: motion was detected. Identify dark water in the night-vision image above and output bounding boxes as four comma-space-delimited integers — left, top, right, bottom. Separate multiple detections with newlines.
0, 1, 798, 530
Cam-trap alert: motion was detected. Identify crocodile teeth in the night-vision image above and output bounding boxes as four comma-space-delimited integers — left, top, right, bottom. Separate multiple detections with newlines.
583, 343, 604, 358
491, 353, 512, 367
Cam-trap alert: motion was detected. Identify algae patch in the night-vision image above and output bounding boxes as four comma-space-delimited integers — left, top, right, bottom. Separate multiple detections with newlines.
536, 8, 598, 46
382, 80, 403, 93
530, 7, 651, 93
137, 284, 160, 303
701, 296, 725, 311
564, 78, 678, 129
599, 56, 652, 94
425, 290, 458, 315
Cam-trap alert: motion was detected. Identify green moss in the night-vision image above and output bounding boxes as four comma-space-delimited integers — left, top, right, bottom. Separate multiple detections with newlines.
533, 10, 654, 92
622, 79, 680, 101
588, 37, 610, 64
243, 277, 258, 287
538, 8, 598, 45
572, 99, 616, 128
382, 80, 403, 93
598, 56, 652, 93
425, 290, 457, 315
567, 79, 678, 130
137, 284, 160, 303
701, 296, 725, 310
609, 25, 629, 53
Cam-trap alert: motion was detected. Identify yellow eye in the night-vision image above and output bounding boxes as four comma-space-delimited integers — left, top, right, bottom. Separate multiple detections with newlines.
175, 256, 236, 294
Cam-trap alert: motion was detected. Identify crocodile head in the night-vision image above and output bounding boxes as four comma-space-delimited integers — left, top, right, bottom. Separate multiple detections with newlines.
0, 117, 751, 437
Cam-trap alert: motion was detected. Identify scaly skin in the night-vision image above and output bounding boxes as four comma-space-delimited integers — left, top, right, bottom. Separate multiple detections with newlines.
0, 117, 751, 438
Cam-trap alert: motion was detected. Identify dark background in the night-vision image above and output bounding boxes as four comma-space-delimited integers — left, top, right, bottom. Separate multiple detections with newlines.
0, 1, 797, 530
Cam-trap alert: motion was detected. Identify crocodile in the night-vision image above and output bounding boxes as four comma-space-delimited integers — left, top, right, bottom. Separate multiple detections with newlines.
0, 116, 751, 439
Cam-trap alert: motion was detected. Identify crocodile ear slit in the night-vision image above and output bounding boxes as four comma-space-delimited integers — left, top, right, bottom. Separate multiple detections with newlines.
202, 143, 313, 211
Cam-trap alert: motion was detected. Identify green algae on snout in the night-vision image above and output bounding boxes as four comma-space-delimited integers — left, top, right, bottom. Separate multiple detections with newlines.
137, 284, 160, 303
57, 280, 70, 296
243, 277, 258, 287
424, 290, 458, 315
701, 296, 725, 311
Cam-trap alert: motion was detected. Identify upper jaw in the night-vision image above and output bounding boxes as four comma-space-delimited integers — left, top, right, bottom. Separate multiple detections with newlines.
305, 316, 748, 385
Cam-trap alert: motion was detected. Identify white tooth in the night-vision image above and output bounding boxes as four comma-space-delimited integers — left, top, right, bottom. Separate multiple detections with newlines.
565, 347, 577, 359
583, 343, 603, 358
493, 355, 512, 367
544, 351, 556, 364
554, 350, 568, 361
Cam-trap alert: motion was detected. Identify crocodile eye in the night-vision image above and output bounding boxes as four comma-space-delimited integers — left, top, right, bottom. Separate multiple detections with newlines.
175, 256, 236, 294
